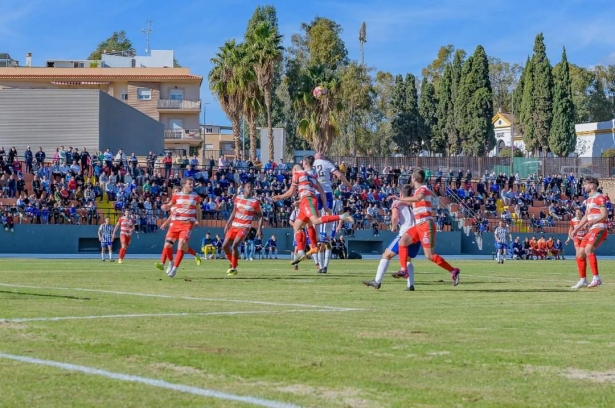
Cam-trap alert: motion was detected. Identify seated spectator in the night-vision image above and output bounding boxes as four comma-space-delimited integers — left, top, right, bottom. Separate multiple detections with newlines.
2, 211, 15, 231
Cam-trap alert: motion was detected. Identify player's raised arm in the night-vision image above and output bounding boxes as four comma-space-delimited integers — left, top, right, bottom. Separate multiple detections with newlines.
332, 168, 352, 189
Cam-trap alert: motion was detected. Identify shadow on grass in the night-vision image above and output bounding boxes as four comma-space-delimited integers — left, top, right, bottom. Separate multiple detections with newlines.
440, 288, 571, 293
0, 290, 90, 300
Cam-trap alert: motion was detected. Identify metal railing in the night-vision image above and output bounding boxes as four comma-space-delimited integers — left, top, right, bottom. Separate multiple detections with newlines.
157, 99, 201, 110
164, 128, 202, 140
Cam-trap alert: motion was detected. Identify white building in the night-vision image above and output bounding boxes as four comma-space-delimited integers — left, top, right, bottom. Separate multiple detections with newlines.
491, 112, 615, 157
45, 50, 175, 69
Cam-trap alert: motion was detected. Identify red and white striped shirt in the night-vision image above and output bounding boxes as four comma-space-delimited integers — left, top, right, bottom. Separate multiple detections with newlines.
570, 217, 587, 238
412, 185, 434, 224
231, 197, 261, 229
586, 193, 606, 230
118, 216, 135, 236
293, 170, 317, 200
171, 192, 201, 223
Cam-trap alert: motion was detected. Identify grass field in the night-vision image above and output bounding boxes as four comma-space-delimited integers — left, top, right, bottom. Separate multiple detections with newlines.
1, 257, 615, 407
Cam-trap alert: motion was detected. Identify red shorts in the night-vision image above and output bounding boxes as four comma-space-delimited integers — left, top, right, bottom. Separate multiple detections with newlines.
580, 229, 607, 249
226, 227, 249, 242
573, 237, 583, 247
406, 220, 436, 249
297, 197, 318, 223
166, 222, 193, 241
120, 235, 131, 246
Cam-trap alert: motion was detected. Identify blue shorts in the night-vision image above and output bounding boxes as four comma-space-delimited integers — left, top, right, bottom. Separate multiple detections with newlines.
101, 241, 112, 248
496, 242, 508, 251
316, 192, 334, 211
386, 236, 421, 258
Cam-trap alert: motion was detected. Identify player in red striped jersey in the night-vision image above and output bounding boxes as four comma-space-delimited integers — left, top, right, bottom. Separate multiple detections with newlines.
565, 209, 586, 256
394, 169, 460, 285
273, 157, 354, 267
158, 178, 202, 278
113, 209, 135, 264
223, 182, 263, 276
570, 177, 607, 289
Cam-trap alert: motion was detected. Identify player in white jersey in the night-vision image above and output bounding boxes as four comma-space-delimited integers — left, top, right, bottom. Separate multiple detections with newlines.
313, 152, 352, 273
363, 184, 420, 290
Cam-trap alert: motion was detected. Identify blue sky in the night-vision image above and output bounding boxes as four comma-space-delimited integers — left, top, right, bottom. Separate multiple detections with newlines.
2, 0, 615, 126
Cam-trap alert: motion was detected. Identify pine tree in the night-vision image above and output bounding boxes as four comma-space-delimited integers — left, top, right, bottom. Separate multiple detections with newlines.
549, 47, 576, 156
436, 65, 459, 154
521, 58, 537, 152
465, 45, 495, 156
455, 55, 474, 154
405, 73, 423, 154
419, 77, 439, 153
531, 33, 553, 154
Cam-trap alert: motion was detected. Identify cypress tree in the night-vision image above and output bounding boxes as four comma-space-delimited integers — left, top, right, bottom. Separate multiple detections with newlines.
391, 74, 409, 154
465, 45, 495, 156
419, 77, 439, 153
521, 58, 537, 152
455, 55, 474, 154
405, 73, 423, 154
549, 47, 576, 156
435, 65, 456, 154
531, 33, 553, 154
512, 56, 529, 134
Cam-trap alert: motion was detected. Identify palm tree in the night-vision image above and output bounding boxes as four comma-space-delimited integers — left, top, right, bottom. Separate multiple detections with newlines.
295, 67, 342, 153
246, 21, 283, 161
238, 46, 263, 161
209, 40, 244, 159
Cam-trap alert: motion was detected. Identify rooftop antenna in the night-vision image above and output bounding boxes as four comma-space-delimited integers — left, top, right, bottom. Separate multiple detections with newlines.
142, 19, 153, 55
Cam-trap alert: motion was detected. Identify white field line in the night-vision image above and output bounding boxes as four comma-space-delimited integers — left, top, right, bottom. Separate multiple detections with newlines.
461, 274, 612, 285
0, 308, 353, 323
0, 352, 300, 408
0, 283, 359, 311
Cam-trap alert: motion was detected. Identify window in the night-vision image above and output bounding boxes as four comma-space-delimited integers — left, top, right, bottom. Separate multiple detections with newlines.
137, 88, 152, 100
120, 93, 128, 101
189, 146, 199, 156
204, 144, 214, 150
170, 89, 183, 100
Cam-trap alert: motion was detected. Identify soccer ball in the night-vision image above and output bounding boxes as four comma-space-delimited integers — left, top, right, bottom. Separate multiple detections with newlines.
313, 86, 327, 100
208, 255, 214, 260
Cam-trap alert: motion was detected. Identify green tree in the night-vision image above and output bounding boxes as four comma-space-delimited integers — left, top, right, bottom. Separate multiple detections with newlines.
595, 64, 615, 119
489, 57, 522, 112
209, 40, 244, 158
422, 44, 455, 91
337, 62, 374, 156
419, 77, 438, 152
287, 17, 348, 153
456, 46, 495, 156
245, 6, 284, 161
549, 48, 576, 156
520, 58, 537, 152
530, 33, 553, 154
435, 64, 458, 154
512, 56, 530, 133
238, 45, 263, 161
88, 30, 134, 60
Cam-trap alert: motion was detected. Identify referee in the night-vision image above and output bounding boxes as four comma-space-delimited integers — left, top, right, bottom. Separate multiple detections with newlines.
494, 220, 512, 264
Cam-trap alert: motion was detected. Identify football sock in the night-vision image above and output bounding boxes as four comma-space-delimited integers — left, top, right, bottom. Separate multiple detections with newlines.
587, 253, 599, 277
431, 254, 454, 272
324, 248, 331, 268
187, 247, 197, 257
231, 255, 238, 269
101, 252, 105, 260
174, 249, 185, 267
398, 245, 408, 271
320, 215, 340, 223
307, 227, 318, 249
119, 248, 125, 260
576, 257, 587, 279
375, 259, 389, 283
407, 262, 415, 287
108, 252, 112, 260
295, 231, 306, 252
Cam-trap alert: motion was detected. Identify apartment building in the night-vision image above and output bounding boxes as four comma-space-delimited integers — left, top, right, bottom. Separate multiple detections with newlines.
0, 50, 203, 156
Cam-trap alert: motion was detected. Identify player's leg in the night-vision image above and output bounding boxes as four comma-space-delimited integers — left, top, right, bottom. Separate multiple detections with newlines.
421, 222, 460, 285
100, 242, 105, 261
572, 240, 588, 289
182, 241, 201, 265
396, 229, 415, 272
228, 234, 246, 276
365, 236, 399, 289
290, 218, 309, 265
107, 244, 113, 261
586, 230, 606, 288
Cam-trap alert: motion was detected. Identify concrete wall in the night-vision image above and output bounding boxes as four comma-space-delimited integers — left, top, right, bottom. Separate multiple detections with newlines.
99, 92, 164, 156
0, 89, 99, 154
0, 227, 463, 256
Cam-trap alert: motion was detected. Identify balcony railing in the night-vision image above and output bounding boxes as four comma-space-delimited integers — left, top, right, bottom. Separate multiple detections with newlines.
164, 128, 202, 140
157, 99, 201, 110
